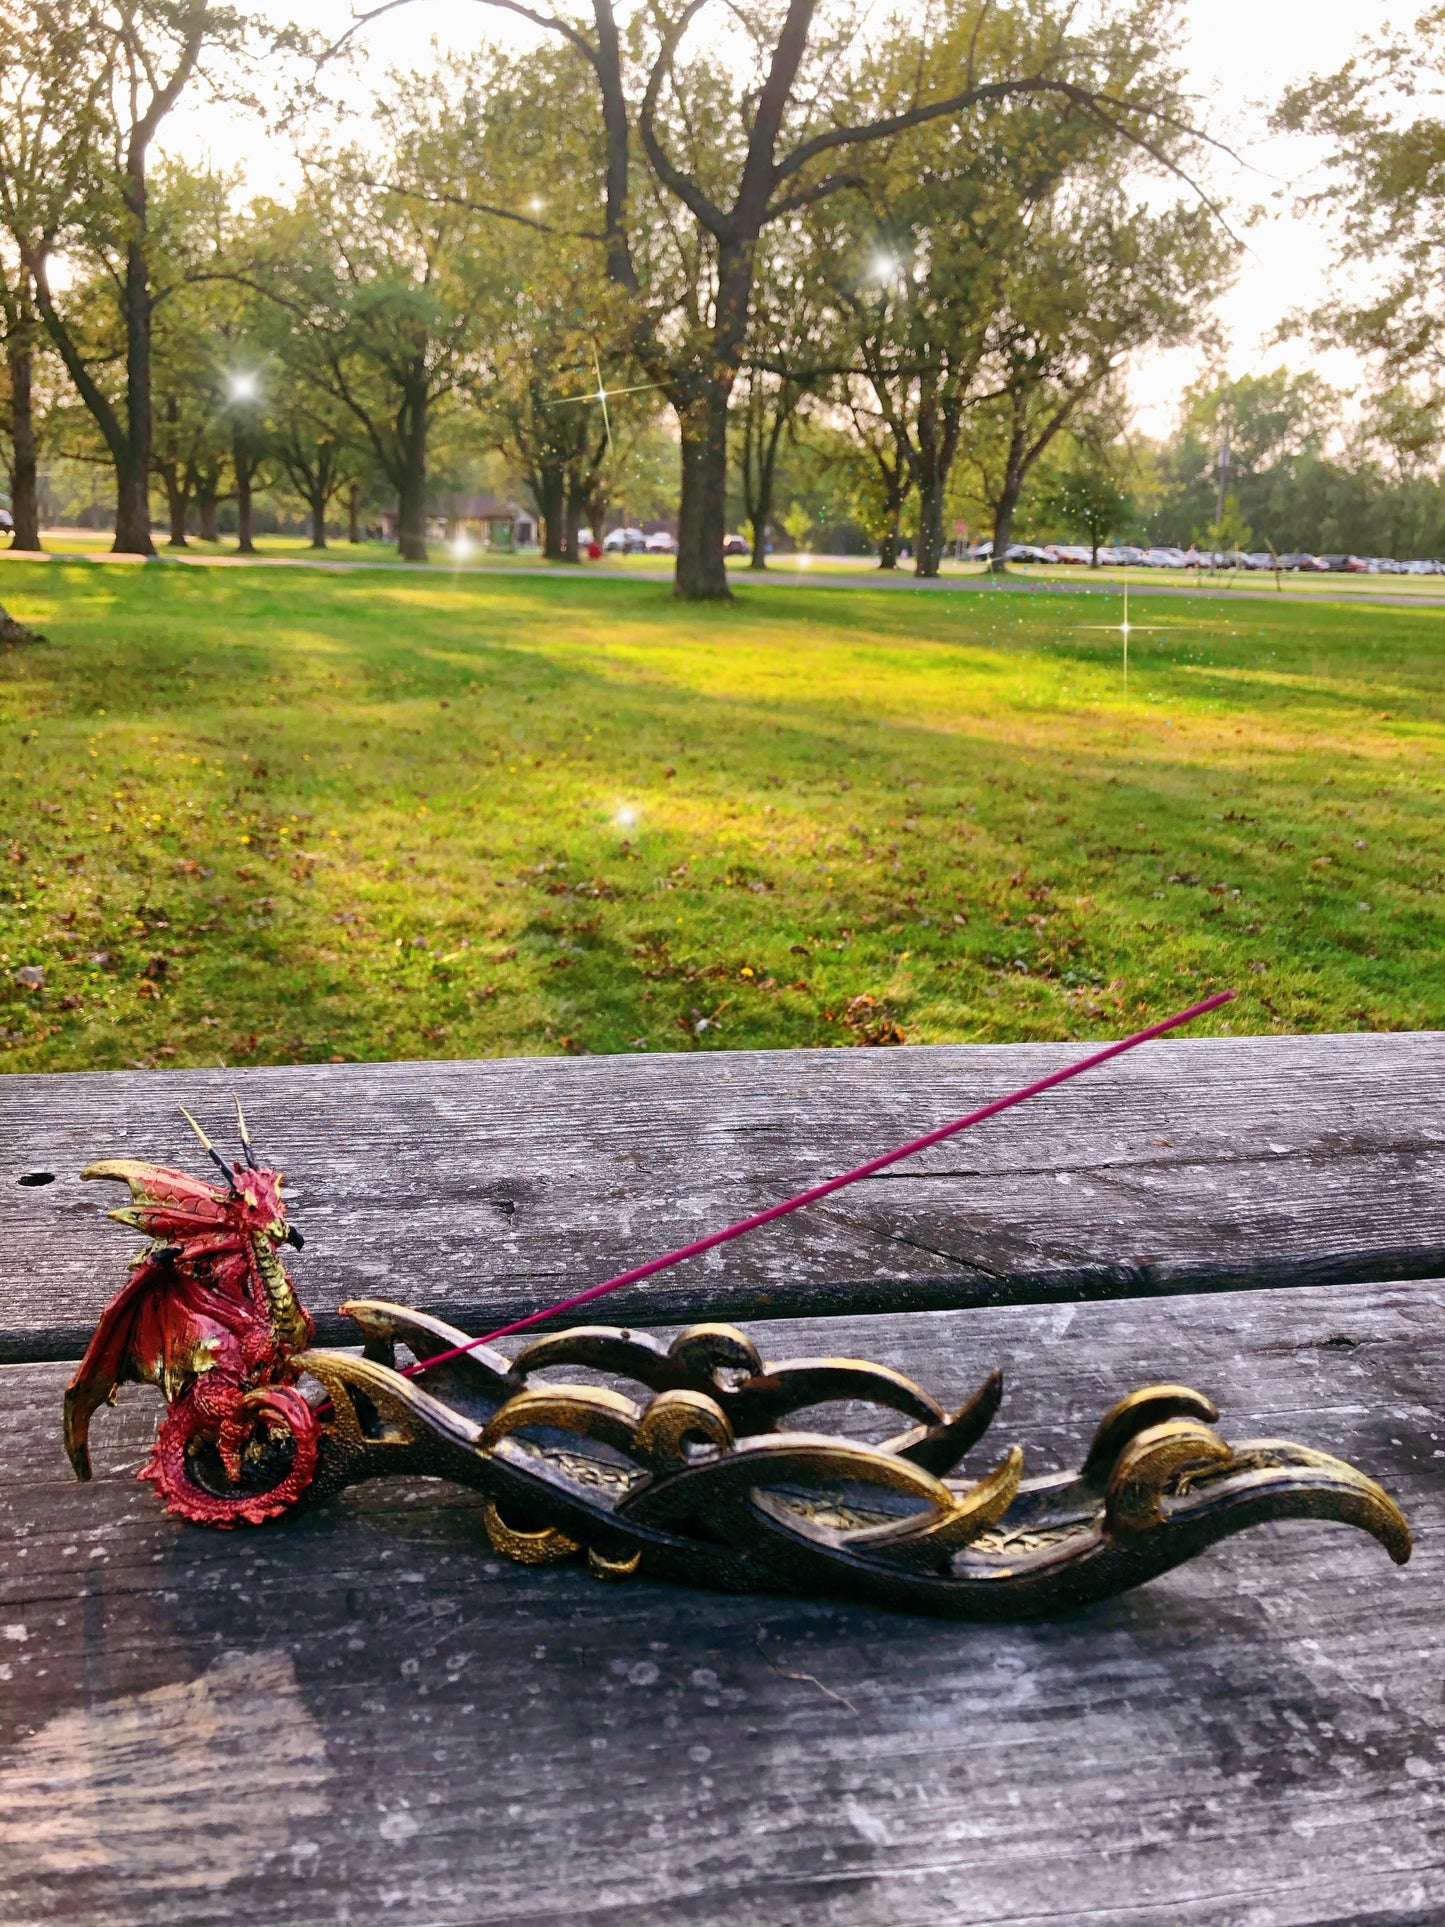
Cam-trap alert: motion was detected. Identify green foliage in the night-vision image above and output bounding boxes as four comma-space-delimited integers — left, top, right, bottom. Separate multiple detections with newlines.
1034, 422, 1136, 557
0, 562, 1440, 1073
1145, 366, 1445, 556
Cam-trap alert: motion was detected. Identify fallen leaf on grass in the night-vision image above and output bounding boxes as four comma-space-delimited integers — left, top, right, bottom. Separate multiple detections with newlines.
840, 993, 906, 1047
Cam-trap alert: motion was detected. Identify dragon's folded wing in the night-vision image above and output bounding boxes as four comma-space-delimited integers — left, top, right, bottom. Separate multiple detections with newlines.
64, 1253, 172, 1480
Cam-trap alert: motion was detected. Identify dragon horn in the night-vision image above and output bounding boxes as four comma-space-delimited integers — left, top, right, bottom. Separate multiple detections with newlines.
233, 1092, 260, 1170
179, 1106, 240, 1193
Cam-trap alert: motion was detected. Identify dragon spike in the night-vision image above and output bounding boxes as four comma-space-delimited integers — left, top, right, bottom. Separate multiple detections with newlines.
178, 1106, 240, 1193
232, 1092, 260, 1169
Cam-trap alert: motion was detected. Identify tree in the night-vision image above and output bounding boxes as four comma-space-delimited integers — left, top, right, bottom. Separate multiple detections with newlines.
17, 3, 258, 554
140, 165, 250, 546
835, 373, 915, 567
732, 232, 828, 567
1277, 16, 1445, 385
0, 0, 108, 551
1149, 368, 1339, 548
967, 185, 1229, 569
735, 363, 803, 567
348, 0, 1226, 600
476, 238, 636, 563
248, 65, 504, 562
271, 387, 357, 549
1035, 406, 1135, 563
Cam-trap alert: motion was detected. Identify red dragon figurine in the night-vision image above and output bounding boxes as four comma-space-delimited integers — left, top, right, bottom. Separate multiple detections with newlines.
63, 1100, 317, 1527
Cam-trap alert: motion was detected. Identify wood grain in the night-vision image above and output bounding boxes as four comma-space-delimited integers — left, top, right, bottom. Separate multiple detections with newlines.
1, 1279, 1441, 1927
4, 1034, 1444, 1362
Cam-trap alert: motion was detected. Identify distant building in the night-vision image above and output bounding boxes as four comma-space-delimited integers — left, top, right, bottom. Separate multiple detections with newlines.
377, 495, 538, 549
449, 494, 538, 549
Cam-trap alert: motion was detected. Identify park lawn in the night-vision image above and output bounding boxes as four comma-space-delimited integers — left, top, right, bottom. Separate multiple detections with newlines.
0, 560, 1440, 1073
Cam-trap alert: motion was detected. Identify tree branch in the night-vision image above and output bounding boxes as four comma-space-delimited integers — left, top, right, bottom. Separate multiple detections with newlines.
763, 169, 863, 220
325, 0, 600, 72
638, 0, 727, 236
773, 76, 1238, 218
353, 173, 603, 240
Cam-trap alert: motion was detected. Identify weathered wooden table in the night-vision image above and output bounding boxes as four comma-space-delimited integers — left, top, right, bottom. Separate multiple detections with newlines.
2, 1034, 1442, 1926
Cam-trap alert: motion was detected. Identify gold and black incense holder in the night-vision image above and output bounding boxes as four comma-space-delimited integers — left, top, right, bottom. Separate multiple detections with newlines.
63, 1140, 1412, 1621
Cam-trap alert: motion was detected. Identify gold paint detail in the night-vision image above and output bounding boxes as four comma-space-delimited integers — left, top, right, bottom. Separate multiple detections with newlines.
480, 1384, 640, 1455
1106, 1420, 1234, 1537
843, 1447, 1025, 1570
587, 1546, 643, 1580
633, 1389, 733, 1473
483, 1502, 579, 1566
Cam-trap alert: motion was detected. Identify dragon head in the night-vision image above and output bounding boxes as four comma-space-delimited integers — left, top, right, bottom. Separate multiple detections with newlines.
81, 1152, 300, 1255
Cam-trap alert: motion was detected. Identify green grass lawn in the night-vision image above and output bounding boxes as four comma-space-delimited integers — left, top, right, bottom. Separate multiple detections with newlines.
0, 561, 1440, 1072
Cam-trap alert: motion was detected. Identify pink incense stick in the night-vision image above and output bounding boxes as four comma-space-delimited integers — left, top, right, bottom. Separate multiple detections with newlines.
403, 988, 1235, 1378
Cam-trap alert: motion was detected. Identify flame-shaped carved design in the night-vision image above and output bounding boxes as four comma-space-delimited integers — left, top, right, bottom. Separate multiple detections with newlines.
65, 1147, 1413, 1616
295, 1301, 1411, 1618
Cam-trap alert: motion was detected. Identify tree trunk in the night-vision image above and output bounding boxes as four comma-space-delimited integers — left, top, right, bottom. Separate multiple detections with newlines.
741, 380, 791, 572
673, 240, 751, 602
233, 420, 256, 554
394, 380, 429, 563
161, 465, 191, 547
990, 469, 1024, 573
347, 483, 360, 544
6, 343, 41, 551
114, 229, 156, 555
563, 470, 589, 561
914, 387, 963, 580
309, 492, 327, 549
877, 497, 903, 570
535, 462, 568, 561
396, 470, 427, 561
746, 414, 786, 572
914, 384, 943, 579
915, 480, 946, 578
674, 394, 732, 600
198, 485, 219, 543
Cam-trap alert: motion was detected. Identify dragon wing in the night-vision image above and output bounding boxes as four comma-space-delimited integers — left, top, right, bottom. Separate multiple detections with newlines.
64, 1160, 238, 1480
64, 1251, 181, 1480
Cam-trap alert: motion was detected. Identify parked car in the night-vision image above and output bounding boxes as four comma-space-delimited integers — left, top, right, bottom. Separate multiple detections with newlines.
722, 533, 749, 556
1141, 546, 1185, 568
0, 507, 12, 535
603, 526, 647, 554
644, 530, 677, 554
968, 539, 996, 562
1317, 554, 1352, 572
1005, 543, 1049, 564
1111, 546, 1143, 565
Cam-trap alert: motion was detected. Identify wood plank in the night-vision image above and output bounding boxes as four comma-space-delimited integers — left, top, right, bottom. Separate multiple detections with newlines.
3, 1034, 1445, 1362
1, 1278, 1441, 1927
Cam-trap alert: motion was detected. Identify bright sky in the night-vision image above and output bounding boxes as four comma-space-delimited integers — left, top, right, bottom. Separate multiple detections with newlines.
172, 0, 1396, 441
1123, 0, 1405, 435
